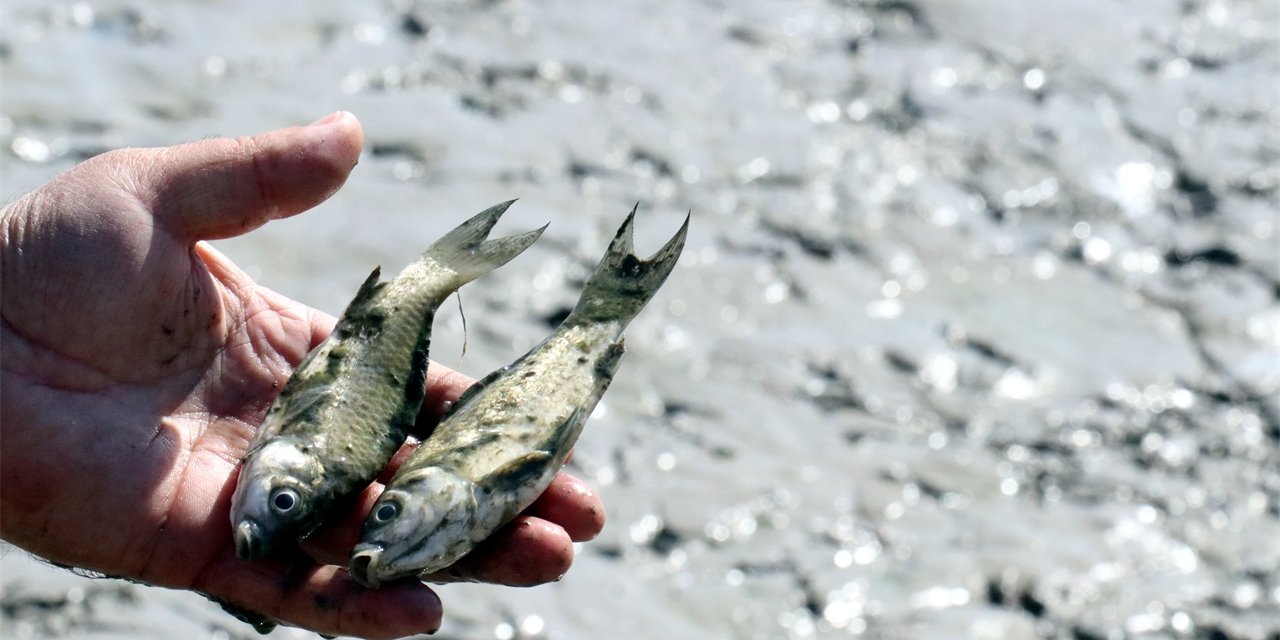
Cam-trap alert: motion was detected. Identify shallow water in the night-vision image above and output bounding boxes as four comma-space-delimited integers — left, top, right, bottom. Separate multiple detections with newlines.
3, 1, 1278, 639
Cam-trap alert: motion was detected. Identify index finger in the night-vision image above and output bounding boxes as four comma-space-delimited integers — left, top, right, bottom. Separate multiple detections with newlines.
415, 362, 476, 431
194, 546, 442, 639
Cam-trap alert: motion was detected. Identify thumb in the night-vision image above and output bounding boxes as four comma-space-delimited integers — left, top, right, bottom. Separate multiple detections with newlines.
144, 112, 363, 242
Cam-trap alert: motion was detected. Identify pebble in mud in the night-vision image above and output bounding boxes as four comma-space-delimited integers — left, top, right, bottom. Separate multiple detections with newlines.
3, 0, 1278, 639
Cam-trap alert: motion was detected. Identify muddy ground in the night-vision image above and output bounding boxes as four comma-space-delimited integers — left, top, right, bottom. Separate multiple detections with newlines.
2, 1, 1278, 638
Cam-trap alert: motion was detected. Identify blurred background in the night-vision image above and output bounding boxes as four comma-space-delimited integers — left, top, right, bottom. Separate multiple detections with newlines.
2, 1, 1278, 638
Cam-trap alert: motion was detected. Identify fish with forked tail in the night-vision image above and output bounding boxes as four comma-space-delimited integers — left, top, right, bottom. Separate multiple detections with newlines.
350, 206, 688, 587
229, 201, 546, 560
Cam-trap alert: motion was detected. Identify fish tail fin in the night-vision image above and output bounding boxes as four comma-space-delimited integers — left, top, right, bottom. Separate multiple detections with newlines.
421, 200, 546, 287
566, 205, 689, 328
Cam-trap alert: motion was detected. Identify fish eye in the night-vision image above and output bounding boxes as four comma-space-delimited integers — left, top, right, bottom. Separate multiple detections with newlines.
374, 501, 399, 523
270, 488, 299, 514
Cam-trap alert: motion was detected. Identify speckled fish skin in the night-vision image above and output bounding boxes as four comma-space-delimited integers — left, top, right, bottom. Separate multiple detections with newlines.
229, 201, 545, 561
350, 207, 688, 588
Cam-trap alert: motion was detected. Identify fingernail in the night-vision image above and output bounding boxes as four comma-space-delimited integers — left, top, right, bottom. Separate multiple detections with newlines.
308, 111, 345, 127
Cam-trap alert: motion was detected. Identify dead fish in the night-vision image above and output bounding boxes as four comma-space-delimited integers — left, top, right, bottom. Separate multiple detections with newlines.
230, 201, 545, 560
350, 206, 688, 587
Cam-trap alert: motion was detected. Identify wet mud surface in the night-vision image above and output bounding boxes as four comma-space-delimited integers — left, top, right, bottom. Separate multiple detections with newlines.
2, 1, 1278, 638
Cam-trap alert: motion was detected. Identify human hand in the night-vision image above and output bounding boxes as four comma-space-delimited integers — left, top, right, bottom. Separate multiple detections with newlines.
0, 112, 606, 639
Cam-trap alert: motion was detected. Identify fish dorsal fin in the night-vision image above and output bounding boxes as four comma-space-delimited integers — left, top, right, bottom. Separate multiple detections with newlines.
548, 406, 587, 457
333, 267, 385, 337
349, 266, 384, 307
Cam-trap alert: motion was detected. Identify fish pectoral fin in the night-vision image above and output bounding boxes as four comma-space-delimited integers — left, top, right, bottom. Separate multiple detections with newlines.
276, 384, 332, 424
486, 451, 556, 494
484, 409, 586, 494
248, 383, 332, 450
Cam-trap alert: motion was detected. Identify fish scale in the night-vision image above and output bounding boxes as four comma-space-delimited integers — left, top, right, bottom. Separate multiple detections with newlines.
429, 323, 617, 461
267, 272, 439, 458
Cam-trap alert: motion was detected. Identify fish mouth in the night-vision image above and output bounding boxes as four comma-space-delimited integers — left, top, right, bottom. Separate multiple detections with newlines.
234, 520, 267, 560
350, 544, 385, 588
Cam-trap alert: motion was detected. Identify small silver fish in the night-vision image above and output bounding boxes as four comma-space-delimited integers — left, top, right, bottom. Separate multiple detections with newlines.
230, 201, 545, 560
350, 207, 688, 587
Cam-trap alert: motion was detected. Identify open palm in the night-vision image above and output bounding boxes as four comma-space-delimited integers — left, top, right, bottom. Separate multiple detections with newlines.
0, 113, 604, 639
